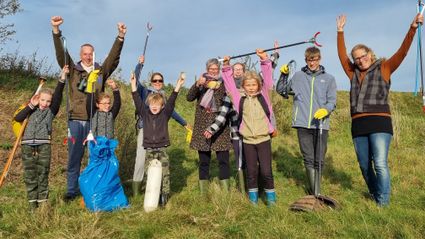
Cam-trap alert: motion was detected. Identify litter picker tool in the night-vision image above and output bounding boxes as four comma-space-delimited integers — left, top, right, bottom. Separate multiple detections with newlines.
1, 77, 47, 188
289, 119, 340, 212
142, 22, 153, 57
61, 36, 76, 145
415, 0, 425, 112
218, 32, 322, 62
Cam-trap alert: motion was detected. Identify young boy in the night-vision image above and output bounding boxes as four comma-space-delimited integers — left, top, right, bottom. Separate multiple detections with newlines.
130, 72, 185, 207
86, 79, 121, 139
14, 66, 68, 211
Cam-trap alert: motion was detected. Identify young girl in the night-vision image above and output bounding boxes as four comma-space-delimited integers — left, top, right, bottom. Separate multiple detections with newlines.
86, 79, 121, 139
222, 49, 276, 205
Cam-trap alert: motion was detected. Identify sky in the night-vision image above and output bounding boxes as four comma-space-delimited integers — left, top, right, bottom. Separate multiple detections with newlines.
2, 0, 424, 92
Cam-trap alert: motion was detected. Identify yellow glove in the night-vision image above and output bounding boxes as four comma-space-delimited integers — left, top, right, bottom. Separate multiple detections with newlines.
86, 69, 100, 93
280, 64, 289, 74
186, 128, 193, 143
314, 108, 328, 120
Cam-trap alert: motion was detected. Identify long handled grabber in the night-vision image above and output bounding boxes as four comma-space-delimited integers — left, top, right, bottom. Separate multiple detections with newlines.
61, 36, 76, 145
236, 139, 246, 194
289, 119, 340, 212
83, 51, 99, 145
415, 0, 425, 112
218, 32, 322, 61
1, 77, 47, 188
142, 22, 153, 57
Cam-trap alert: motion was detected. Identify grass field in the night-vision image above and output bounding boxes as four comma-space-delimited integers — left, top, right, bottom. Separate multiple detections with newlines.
0, 69, 424, 239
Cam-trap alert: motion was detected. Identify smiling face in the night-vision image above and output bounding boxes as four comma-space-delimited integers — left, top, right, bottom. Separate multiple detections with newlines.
233, 63, 245, 78
38, 92, 52, 110
242, 71, 261, 96
304, 47, 321, 72
80, 44, 94, 67
352, 48, 373, 71
96, 95, 111, 112
146, 93, 165, 115
207, 64, 220, 77
150, 73, 164, 91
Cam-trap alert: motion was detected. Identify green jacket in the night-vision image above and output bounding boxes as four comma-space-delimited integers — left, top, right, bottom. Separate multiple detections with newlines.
52, 31, 124, 120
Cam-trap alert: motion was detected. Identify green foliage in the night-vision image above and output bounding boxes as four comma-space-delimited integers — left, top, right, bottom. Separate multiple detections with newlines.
0, 69, 425, 238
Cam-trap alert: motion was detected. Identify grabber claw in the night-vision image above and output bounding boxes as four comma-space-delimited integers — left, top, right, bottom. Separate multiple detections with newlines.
63, 128, 76, 145
83, 130, 96, 145
310, 32, 322, 47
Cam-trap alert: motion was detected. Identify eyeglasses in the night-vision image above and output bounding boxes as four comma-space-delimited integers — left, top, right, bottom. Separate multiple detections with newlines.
354, 53, 369, 63
98, 102, 111, 105
306, 58, 320, 62
151, 79, 164, 83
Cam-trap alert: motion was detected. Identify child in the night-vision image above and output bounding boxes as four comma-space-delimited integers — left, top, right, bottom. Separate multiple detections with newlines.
130, 71, 185, 206
221, 50, 277, 205
86, 79, 121, 139
14, 66, 68, 211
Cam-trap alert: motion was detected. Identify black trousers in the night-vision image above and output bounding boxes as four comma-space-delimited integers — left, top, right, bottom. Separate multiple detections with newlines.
243, 140, 274, 190
198, 151, 230, 180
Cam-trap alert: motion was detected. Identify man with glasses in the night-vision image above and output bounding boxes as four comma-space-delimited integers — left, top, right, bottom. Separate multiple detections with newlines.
279, 47, 337, 195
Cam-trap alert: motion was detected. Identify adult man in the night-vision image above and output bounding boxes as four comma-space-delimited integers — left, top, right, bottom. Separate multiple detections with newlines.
51, 16, 126, 202
281, 47, 337, 195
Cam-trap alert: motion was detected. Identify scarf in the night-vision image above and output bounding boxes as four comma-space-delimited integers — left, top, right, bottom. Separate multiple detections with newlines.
199, 73, 221, 113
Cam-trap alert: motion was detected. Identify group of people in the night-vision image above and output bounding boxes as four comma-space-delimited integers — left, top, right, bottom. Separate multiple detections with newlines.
13, 12, 423, 211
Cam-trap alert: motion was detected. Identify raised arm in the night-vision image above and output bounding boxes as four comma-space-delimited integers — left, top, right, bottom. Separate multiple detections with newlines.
106, 80, 121, 119
51, 16, 74, 68
382, 14, 423, 78
100, 22, 126, 90
336, 15, 355, 80
165, 73, 185, 117
222, 56, 241, 112
130, 72, 144, 117
50, 66, 68, 116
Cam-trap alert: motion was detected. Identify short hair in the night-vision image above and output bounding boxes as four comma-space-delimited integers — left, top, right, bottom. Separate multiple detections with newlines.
351, 44, 377, 63
96, 93, 111, 103
206, 58, 220, 70
146, 93, 165, 106
232, 62, 246, 72
150, 72, 164, 82
305, 46, 321, 60
242, 71, 262, 90
80, 43, 94, 51
39, 88, 53, 96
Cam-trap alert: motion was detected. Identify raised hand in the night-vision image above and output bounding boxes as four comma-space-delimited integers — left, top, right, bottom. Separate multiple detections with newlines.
107, 79, 118, 90
175, 72, 186, 92
412, 13, 424, 29
30, 94, 40, 106
60, 65, 69, 81
337, 15, 346, 32
130, 72, 137, 92
51, 16, 63, 34
139, 55, 145, 64
256, 49, 268, 60
117, 22, 127, 38
223, 56, 231, 66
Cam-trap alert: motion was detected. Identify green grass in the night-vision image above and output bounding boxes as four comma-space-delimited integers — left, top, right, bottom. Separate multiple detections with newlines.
0, 70, 425, 238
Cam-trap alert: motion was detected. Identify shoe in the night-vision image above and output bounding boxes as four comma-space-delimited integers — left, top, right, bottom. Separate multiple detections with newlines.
63, 193, 78, 203
248, 189, 258, 205
265, 189, 276, 207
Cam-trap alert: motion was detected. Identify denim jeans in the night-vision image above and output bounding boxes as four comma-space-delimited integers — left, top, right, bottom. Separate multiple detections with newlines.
67, 120, 89, 196
353, 133, 392, 206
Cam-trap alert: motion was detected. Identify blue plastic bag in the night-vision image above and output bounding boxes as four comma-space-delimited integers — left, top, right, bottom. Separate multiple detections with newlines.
79, 136, 129, 212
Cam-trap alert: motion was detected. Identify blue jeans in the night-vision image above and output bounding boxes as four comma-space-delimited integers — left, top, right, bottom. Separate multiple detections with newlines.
67, 120, 89, 196
353, 133, 392, 206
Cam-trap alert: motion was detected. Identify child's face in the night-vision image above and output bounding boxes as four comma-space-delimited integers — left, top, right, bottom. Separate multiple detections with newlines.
149, 102, 163, 115
96, 98, 111, 112
243, 78, 259, 96
39, 93, 52, 110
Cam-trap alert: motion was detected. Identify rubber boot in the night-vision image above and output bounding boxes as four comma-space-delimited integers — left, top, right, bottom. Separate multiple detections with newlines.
160, 193, 169, 207
132, 181, 142, 197
220, 179, 230, 192
314, 169, 321, 196
248, 189, 259, 205
28, 201, 38, 213
199, 180, 209, 195
305, 167, 315, 195
237, 170, 246, 194
265, 189, 276, 207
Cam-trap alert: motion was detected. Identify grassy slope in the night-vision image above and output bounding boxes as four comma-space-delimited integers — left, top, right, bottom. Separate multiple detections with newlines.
0, 71, 424, 239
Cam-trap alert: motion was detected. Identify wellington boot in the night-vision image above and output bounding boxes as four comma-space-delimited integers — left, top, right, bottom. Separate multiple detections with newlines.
237, 170, 246, 194
132, 181, 142, 197
220, 179, 230, 192
199, 180, 209, 195
305, 167, 315, 195
314, 169, 321, 196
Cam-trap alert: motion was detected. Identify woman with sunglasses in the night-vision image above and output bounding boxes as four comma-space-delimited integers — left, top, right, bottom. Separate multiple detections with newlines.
336, 13, 423, 206
131, 55, 190, 197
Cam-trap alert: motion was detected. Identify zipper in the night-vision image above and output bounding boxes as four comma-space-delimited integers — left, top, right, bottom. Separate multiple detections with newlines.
308, 75, 316, 128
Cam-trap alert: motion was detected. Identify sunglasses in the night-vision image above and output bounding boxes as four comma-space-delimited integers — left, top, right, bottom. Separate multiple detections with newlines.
151, 79, 164, 83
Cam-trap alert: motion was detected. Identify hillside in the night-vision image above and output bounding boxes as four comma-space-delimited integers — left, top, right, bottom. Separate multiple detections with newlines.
0, 70, 424, 238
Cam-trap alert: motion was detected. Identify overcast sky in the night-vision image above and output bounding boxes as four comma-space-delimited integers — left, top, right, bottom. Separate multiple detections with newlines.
2, 0, 423, 92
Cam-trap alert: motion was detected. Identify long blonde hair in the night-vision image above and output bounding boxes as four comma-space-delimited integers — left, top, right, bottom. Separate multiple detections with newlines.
242, 71, 262, 92
351, 44, 378, 63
